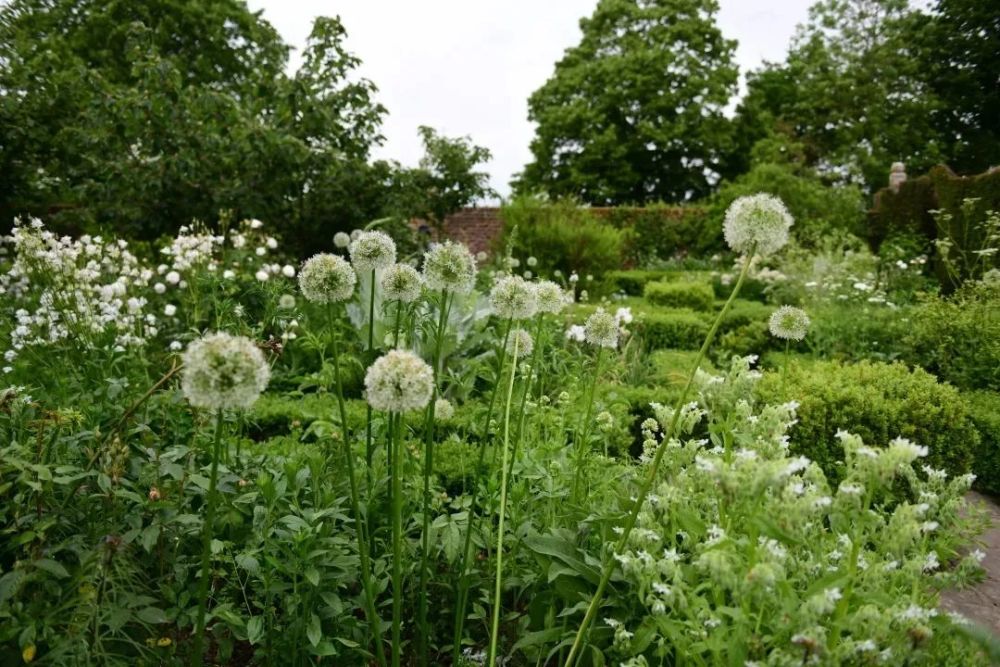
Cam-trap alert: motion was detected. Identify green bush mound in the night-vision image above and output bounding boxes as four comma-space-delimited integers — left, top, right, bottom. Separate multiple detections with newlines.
644, 280, 714, 311
905, 281, 1000, 391
758, 360, 979, 481
719, 299, 772, 332
965, 390, 1000, 497
249, 392, 368, 439
711, 273, 771, 302
635, 309, 709, 350
605, 270, 673, 295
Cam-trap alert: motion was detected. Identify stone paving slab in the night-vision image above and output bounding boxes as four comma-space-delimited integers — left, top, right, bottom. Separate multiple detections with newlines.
941, 491, 1000, 634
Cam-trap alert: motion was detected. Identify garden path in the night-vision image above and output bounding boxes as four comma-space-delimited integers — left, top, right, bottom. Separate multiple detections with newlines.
941, 491, 1000, 634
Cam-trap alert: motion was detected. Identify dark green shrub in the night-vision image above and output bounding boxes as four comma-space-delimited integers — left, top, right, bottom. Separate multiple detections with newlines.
965, 390, 1000, 496
758, 360, 979, 481
717, 320, 773, 360
719, 299, 772, 334
499, 195, 627, 279
711, 274, 771, 302
249, 393, 367, 439
598, 203, 709, 265
605, 270, 673, 296
644, 280, 714, 311
808, 304, 914, 363
904, 281, 1000, 391
635, 309, 709, 350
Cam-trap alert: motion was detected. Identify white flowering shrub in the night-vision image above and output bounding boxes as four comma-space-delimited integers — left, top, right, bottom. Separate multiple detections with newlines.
605, 356, 984, 665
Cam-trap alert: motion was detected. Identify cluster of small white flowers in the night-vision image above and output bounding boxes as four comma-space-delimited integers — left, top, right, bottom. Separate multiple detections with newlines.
434, 397, 455, 421
364, 349, 435, 413
349, 230, 397, 272
490, 275, 538, 320
298, 254, 357, 304
506, 327, 534, 359
180, 332, 271, 411
1, 219, 156, 361
380, 263, 423, 303
583, 308, 620, 348
422, 240, 477, 294
723, 194, 793, 257
534, 280, 570, 314
768, 305, 810, 341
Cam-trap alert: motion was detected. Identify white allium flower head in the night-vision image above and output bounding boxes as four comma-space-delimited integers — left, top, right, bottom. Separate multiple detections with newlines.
181, 332, 270, 411
584, 308, 619, 348
165, 270, 181, 285
153, 282, 166, 294
333, 232, 351, 249
364, 349, 435, 413
507, 328, 534, 358
723, 194, 793, 257
527, 256, 538, 267
535, 280, 568, 314
434, 397, 455, 421
254, 269, 269, 281
490, 275, 538, 320
349, 230, 396, 272
350, 229, 363, 241
278, 294, 296, 310
380, 263, 423, 303
298, 253, 357, 304
422, 240, 477, 294
281, 264, 296, 278
768, 305, 810, 341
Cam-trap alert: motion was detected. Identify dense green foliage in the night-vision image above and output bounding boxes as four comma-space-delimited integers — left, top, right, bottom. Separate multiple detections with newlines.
643, 280, 714, 311
515, 0, 738, 204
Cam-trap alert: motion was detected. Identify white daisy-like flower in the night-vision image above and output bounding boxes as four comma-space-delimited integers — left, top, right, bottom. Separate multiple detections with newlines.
349, 230, 396, 272
163, 304, 177, 317
535, 280, 569, 314
333, 232, 351, 249
584, 308, 619, 349
434, 397, 455, 421
380, 263, 423, 303
298, 254, 357, 304
422, 240, 477, 294
723, 194, 793, 257
364, 349, 434, 413
181, 332, 270, 411
153, 282, 166, 294
768, 305, 810, 341
506, 327, 534, 358
165, 270, 181, 285
490, 275, 538, 320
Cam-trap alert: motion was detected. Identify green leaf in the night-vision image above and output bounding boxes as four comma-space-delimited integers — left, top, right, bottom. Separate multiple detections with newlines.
137, 607, 168, 624
247, 616, 264, 645
304, 567, 320, 587
33, 559, 69, 578
511, 627, 564, 653
307, 613, 322, 647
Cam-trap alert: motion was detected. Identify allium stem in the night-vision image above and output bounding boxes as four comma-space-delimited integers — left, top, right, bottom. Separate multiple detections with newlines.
331, 323, 386, 667
564, 251, 755, 667
192, 410, 224, 667
418, 289, 451, 666
571, 347, 605, 504
507, 315, 545, 478
451, 319, 512, 664
487, 328, 520, 667
390, 412, 404, 667
365, 268, 377, 474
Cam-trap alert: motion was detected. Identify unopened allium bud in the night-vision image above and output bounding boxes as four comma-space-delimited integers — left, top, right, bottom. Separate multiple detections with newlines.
299, 253, 356, 303
349, 230, 396, 272
723, 194, 793, 257
181, 332, 270, 411
364, 350, 434, 413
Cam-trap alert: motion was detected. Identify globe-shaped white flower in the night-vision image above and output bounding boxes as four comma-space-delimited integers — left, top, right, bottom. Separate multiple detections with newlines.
584, 308, 619, 349
422, 241, 477, 294
768, 305, 810, 341
181, 332, 270, 411
506, 328, 534, 358
434, 397, 455, 421
333, 232, 351, 249
535, 280, 568, 314
364, 349, 435, 413
349, 230, 397, 272
723, 194, 793, 257
490, 275, 538, 320
298, 254, 357, 304
381, 263, 423, 303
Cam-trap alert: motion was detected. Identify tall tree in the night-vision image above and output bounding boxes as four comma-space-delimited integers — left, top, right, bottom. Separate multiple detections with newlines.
732, 0, 942, 192
514, 0, 738, 204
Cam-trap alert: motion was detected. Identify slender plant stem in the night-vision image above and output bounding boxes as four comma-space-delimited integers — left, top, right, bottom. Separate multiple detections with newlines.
418, 289, 451, 666
192, 411, 225, 667
451, 319, 512, 665
781, 339, 790, 395
571, 347, 605, 504
507, 314, 546, 479
390, 413, 404, 667
487, 329, 520, 667
329, 321, 387, 667
563, 251, 755, 667
366, 268, 377, 474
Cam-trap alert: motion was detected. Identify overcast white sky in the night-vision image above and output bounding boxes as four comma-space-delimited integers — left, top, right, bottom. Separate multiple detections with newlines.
246, 1, 815, 199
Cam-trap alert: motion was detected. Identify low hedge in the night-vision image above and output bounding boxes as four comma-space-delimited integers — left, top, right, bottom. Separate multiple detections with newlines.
605, 270, 674, 296
635, 309, 709, 350
249, 393, 368, 439
644, 280, 714, 311
757, 360, 979, 482
966, 390, 1000, 496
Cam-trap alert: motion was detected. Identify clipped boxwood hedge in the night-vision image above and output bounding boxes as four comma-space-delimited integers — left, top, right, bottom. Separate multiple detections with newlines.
965, 390, 1000, 496
757, 360, 979, 481
635, 309, 709, 350
644, 280, 714, 311
605, 270, 674, 296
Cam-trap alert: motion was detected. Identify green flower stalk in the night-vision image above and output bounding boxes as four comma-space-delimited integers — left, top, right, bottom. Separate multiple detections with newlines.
487, 327, 521, 667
